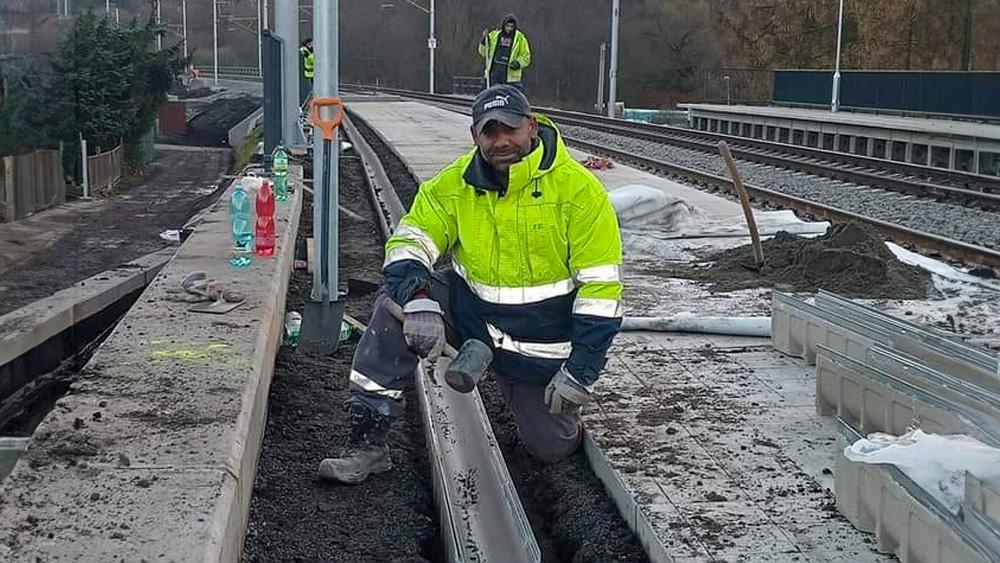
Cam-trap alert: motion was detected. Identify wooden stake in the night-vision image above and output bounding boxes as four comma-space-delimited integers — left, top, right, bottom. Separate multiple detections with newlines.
718, 141, 765, 268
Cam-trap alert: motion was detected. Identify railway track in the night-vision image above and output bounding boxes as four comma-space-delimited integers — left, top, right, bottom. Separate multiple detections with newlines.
359, 86, 1000, 202
348, 85, 1000, 270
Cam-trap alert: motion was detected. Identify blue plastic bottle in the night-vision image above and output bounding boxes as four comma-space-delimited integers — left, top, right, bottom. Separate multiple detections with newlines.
229, 183, 254, 268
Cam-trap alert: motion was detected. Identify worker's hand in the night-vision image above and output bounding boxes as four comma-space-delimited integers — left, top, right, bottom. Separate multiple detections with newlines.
509, 60, 521, 70
402, 298, 445, 360
544, 365, 593, 415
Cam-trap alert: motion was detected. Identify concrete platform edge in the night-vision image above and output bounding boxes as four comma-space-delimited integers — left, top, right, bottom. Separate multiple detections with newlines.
206, 184, 302, 562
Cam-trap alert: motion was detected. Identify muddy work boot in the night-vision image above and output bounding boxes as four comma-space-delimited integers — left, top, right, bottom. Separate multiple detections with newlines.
317, 404, 392, 484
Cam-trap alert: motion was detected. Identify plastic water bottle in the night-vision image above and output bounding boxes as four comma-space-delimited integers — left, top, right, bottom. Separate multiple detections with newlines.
229, 183, 253, 268
339, 321, 355, 343
255, 179, 276, 257
273, 146, 289, 202
284, 312, 302, 346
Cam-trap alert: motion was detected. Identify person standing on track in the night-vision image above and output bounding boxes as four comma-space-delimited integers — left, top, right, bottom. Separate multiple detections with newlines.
479, 14, 531, 91
317, 85, 623, 484
299, 37, 315, 104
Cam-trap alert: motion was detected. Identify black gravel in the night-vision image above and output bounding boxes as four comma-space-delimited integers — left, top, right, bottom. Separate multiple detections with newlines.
348, 110, 422, 209
182, 95, 262, 147
480, 379, 649, 563
242, 157, 441, 562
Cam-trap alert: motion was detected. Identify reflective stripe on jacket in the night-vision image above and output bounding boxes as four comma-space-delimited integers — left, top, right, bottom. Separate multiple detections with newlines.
477, 29, 531, 84
383, 115, 622, 385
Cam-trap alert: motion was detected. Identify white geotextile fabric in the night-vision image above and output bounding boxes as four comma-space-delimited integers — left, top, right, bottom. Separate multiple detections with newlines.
846, 429, 1000, 515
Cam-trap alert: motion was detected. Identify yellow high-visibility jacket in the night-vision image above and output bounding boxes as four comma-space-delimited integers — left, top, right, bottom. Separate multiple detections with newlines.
478, 29, 531, 84
384, 115, 622, 384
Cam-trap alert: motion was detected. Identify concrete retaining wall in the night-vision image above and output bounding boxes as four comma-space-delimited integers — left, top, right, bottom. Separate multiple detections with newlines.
0, 171, 302, 562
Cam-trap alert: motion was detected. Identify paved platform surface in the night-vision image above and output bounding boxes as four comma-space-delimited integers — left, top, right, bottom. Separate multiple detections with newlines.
681, 103, 1000, 142
347, 98, 939, 561
0, 171, 302, 562
0, 146, 231, 316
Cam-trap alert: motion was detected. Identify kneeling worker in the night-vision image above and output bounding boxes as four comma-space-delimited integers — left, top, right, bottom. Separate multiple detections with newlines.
319, 85, 623, 484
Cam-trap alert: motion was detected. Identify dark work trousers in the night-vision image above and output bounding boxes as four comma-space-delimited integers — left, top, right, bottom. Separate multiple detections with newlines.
349, 271, 582, 461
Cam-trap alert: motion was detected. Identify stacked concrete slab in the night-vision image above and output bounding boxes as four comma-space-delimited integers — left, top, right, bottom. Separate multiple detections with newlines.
772, 290, 1000, 562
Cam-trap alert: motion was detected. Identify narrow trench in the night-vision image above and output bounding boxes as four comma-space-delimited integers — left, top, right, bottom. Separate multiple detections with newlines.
0, 290, 142, 438
351, 111, 649, 563
243, 153, 443, 562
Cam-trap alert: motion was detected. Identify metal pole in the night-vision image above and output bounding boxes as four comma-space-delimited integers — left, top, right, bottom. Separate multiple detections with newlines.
831, 0, 845, 112
263, 0, 269, 30
80, 134, 89, 199
428, 0, 435, 93
257, 0, 263, 77
156, 0, 162, 50
962, 0, 973, 71
607, 0, 620, 118
182, 0, 188, 59
724, 75, 731, 105
213, 0, 219, 85
313, 0, 339, 302
596, 42, 606, 114
115, 7, 119, 25
276, 0, 302, 147
105, 0, 110, 17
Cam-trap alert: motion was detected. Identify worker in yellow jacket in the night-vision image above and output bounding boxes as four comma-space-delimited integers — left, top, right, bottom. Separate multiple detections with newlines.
478, 14, 531, 90
318, 85, 623, 484
299, 38, 314, 104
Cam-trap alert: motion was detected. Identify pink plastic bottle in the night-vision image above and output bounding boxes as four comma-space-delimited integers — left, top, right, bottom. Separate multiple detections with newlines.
255, 180, 276, 257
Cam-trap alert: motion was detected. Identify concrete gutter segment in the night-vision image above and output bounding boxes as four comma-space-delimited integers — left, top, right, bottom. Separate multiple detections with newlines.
0, 171, 303, 561
778, 290, 1000, 562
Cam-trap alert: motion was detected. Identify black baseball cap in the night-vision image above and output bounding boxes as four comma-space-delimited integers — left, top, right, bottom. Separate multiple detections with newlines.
472, 85, 532, 133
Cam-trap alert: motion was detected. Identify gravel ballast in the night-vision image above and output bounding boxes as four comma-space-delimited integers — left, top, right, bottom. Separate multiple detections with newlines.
563, 125, 1000, 251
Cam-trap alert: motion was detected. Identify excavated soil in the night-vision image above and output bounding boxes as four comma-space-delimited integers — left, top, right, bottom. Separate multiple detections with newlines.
182, 95, 261, 147
242, 157, 441, 562
348, 111, 422, 209
480, 379, 650, 563
661, 222, 932, 298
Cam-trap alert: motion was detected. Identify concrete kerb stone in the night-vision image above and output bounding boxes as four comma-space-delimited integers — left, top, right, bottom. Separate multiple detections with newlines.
582, 434, 674, 563
0, 171, 303, 562
0, 248, 175, 369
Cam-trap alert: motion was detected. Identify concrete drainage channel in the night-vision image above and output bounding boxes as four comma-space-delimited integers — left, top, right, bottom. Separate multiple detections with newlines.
0, 250, 173, 480
341, 110, 646, 562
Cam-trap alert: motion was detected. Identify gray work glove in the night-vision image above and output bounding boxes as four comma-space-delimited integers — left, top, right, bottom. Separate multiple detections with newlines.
403, 298, 445, 360
544, 365, 593, 415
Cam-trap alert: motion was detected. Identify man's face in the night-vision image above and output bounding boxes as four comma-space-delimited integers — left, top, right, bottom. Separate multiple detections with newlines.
504, 22, 515, 34
471, 116, 537, 172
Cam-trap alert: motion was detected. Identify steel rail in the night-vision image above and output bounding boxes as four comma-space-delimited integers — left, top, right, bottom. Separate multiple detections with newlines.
342, 113, 542, 563
568, 136, 1000, 269
359, 85, 1000, 198
349, 85, 1000, 269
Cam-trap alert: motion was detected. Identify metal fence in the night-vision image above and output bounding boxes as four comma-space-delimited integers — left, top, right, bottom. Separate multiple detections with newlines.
87, 142, 124, 195
774, 70, 1000, 120
0, 149, 65, 222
